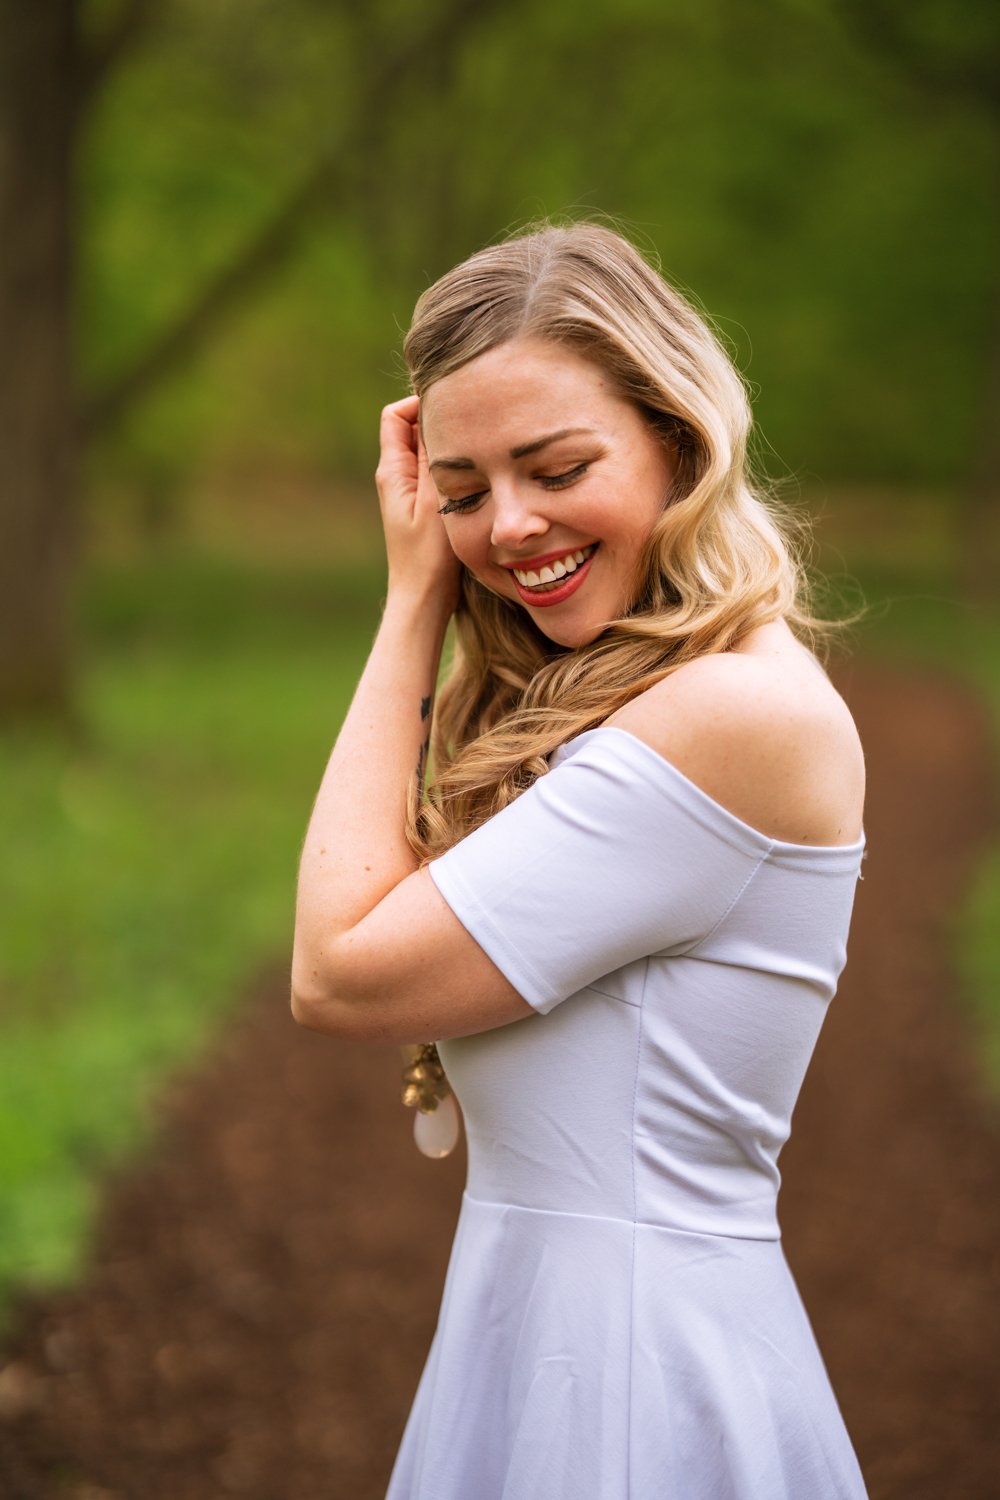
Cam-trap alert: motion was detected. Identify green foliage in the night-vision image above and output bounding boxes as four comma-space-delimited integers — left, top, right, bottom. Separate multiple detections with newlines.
77, 0, 999, 513
0, 555, 382, 1310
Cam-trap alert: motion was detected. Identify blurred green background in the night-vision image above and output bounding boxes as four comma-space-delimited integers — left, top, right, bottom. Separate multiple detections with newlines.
1, 0, 997, 1314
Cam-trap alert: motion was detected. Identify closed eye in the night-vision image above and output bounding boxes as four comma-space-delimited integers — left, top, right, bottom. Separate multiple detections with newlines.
438, 491, 487, 516
540, 462, 589, 490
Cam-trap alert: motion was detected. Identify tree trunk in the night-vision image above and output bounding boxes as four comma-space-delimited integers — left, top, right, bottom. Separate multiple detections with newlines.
0, 0, 78, 722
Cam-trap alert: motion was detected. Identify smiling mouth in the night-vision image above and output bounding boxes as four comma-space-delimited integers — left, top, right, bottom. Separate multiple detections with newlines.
507, 543, 600, 609
511, 544, 598, 593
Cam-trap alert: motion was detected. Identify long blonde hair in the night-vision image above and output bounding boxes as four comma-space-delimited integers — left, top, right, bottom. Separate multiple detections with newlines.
405, 221, 831, 862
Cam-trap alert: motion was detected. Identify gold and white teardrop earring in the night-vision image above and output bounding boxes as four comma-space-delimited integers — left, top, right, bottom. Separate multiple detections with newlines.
400, 1043, 460, 1157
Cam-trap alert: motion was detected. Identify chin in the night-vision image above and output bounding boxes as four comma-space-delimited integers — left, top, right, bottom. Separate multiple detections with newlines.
473, 573, 611, 650
530, 616, 607, 650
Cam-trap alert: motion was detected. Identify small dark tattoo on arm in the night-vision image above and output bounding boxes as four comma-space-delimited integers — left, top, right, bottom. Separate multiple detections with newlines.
416, 694, 432, 787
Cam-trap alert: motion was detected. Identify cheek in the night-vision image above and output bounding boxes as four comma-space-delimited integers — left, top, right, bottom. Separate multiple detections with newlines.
441, 519, 487, 572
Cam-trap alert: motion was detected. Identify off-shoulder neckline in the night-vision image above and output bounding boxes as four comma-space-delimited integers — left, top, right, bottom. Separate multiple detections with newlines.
551, 725, 867, 859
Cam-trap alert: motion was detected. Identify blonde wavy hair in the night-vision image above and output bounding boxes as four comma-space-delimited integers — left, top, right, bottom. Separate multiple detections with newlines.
405, 221, 834, 862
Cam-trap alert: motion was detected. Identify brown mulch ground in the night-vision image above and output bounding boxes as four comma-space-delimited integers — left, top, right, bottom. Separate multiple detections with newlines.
0, 660, 998, 1500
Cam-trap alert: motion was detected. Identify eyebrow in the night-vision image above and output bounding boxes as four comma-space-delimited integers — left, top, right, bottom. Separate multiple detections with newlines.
428, 427, 597, 473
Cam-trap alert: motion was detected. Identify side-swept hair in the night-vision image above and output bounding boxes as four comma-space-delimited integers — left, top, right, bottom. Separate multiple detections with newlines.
404, 221, 834, 861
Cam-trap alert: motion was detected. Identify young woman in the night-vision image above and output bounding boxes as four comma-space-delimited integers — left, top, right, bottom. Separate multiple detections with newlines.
292, 222, 868, 1499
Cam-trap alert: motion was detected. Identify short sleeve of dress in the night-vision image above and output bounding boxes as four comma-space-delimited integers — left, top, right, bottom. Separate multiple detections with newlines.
427, 726, 773, 1015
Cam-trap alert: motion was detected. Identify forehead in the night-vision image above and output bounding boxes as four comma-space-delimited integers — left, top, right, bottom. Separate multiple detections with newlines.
420, 338, 624, 456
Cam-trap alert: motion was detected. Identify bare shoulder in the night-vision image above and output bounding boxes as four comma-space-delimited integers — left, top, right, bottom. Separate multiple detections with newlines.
605, 622, 866, 846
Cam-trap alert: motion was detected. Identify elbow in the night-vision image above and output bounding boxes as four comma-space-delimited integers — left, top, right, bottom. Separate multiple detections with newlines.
290, 944, 342, 1035
289, 939, 367, 1039
290, 975, 354, 1037
289, 980, 327, 1033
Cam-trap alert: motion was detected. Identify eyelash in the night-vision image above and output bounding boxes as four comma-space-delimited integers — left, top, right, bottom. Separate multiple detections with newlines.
437, 462, 590, 516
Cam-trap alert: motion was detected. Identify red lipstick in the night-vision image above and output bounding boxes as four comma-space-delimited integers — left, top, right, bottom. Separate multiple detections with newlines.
500, 544, 597, 573
509, 547, 598, 609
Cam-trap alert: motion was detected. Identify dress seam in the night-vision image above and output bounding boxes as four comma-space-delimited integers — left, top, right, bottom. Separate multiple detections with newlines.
681, 849, 770, 957
459, 1192, 782, 1241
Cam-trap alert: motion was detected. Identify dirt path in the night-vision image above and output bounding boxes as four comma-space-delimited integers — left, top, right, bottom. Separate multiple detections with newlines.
0, 661, 997, 1500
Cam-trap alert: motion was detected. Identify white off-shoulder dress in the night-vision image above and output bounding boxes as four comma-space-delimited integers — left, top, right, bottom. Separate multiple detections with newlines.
385, 726, 869, 1500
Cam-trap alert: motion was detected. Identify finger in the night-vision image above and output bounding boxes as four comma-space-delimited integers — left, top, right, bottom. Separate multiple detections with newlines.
381, 395, 419, 437
380, 399, 418, 435
384, 393, 419, 417
379, 400, 420, 466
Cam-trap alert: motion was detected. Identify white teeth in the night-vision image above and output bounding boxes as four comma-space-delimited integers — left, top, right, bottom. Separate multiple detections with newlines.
512, 544, 596, 591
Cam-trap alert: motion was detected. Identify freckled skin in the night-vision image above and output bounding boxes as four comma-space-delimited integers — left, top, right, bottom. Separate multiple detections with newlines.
421, 338, 677, 649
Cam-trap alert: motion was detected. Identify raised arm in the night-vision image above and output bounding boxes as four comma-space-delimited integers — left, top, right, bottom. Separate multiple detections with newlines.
290, 396, 536, 1043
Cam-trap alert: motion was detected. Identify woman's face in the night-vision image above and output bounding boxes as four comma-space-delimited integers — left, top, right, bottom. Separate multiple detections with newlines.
420, 337, 677, 648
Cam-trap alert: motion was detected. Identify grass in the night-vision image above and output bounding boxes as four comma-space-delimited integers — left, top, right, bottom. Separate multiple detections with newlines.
0, 528, 997, 1321
0, 552, 383, 1311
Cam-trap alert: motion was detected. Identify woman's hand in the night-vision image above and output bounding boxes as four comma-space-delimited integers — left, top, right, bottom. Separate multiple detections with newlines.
376, 395, 462, 615
293, 396, 458, 1027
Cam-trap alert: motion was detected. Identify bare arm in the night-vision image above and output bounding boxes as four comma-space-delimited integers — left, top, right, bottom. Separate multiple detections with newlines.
291, 396, 536, 1042
291, 589, 447, 981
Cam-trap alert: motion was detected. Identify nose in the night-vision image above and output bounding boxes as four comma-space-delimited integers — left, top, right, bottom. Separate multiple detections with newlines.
489, 481, 549, 552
